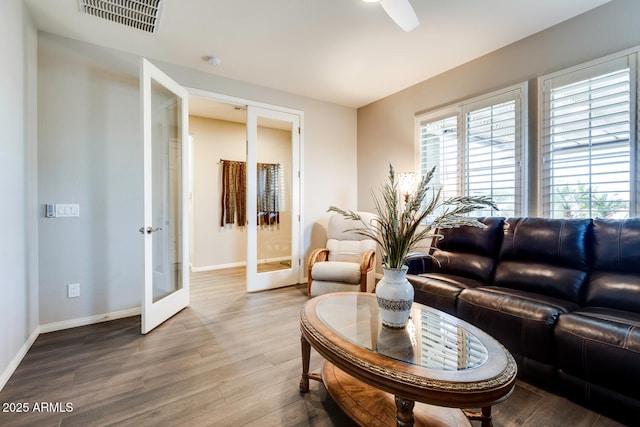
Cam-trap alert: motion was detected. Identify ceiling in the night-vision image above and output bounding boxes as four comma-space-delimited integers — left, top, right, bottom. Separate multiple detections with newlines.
24, 0, 612, 109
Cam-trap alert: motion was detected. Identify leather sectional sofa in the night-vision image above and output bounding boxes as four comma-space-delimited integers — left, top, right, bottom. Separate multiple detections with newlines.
406, 217, 640, 424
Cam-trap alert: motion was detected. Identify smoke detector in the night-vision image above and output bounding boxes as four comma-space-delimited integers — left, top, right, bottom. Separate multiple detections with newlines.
78, 0, 163, 34
203, 55, 222, 66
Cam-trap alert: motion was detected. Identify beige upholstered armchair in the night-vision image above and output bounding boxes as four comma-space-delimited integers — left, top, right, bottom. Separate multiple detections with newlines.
307, 212, 377, 297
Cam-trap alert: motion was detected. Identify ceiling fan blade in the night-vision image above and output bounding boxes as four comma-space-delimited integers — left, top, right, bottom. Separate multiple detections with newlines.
379, 0, 419, 32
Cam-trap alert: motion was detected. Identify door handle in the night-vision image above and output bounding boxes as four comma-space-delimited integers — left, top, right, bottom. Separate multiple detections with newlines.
139, 226, 163, 234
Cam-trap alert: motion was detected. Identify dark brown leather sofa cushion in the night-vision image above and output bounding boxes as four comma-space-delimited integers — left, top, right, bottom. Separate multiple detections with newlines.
494, 261, 589, 304
457, 218, 593, 381
494, 217, 593, 303
586, 218, 640, 311
553, 218, 640, 422
431, 217, 505, 283
555, 307, 640, 396
499, 217, 592, 269
587, 271, 640, 312
407, 217, 505, 313
408, 274, 484, 315
458, 286, 579, 366
593, 218, 640, 272
408, 216, 640, 423
555, 305, 640, 424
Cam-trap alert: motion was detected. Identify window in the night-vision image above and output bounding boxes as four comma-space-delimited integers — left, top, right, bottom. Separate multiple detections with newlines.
416, 84, 527, 217
540, 54, 636, 219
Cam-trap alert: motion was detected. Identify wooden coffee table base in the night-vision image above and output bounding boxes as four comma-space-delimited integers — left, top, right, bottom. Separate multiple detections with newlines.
321, 361, 472, 427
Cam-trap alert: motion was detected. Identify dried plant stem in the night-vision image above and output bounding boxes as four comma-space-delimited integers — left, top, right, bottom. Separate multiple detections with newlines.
329, 163, 498, 269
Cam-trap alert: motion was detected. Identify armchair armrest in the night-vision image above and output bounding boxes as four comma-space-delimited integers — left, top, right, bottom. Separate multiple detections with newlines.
307, 249, 377, 296
359, 250, 376, 293
308, 248, 329, 269
308, 248, 329, 295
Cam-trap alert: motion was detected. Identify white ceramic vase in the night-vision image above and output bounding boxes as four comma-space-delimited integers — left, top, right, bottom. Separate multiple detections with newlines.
375, 266, 414, 328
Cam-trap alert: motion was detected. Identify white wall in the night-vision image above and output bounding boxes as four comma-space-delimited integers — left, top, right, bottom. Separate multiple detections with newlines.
191, 116, 246, 268
153, 59, 359, 265
190, 116, 293, 270
36, 32, 357, 325
38, 34, 143, 326
0, 0, 39, 389
357, 0, 640, 216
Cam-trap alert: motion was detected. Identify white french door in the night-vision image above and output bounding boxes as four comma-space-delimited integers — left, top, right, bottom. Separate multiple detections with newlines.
246, 106, 301, 292
140, 58, 189, 333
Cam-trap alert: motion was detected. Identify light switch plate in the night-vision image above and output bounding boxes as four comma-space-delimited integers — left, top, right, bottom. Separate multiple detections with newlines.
56, 204, 80, 217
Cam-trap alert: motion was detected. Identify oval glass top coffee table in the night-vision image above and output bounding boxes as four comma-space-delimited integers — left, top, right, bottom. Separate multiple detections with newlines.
299, 292, 517, 427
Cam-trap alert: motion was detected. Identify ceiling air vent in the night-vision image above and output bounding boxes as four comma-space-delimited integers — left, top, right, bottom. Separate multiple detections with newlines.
78, 0, 163, 34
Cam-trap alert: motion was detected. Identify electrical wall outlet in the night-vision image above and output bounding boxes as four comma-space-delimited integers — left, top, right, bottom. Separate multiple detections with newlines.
67, 283, 80, 298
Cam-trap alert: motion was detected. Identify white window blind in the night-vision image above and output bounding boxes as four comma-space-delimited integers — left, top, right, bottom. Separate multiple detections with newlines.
466, 96, 521, 217
541, 57, 632, 219
416, 84, 526, 217
419, 114, 459, 207
418, 310, 488, 371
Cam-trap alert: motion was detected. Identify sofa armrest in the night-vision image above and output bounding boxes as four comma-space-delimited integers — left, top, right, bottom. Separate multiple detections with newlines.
405, 254, 433, 275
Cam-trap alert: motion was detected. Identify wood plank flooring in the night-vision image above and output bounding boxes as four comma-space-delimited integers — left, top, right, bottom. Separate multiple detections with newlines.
0, 268, 627, 427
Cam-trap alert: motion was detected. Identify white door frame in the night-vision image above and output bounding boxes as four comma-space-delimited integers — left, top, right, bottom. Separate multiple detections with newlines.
141, 58, 190, 334
246, 106, 301, 292
186, 87, 305, 288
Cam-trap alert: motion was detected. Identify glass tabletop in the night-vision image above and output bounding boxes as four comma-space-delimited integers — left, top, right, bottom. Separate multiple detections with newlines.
316, 293, 488, 371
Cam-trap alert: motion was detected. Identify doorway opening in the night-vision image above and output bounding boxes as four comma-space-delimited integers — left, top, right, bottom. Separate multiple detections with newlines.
187, 95, 302, 291
141, 60, 302, 333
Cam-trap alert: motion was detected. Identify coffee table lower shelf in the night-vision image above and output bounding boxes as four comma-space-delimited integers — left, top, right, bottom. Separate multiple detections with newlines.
322, 361, 472, 427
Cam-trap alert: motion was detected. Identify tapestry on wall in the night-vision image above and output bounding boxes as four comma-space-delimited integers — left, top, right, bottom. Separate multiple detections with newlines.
220, 159, 283, 228
220, 160, 246, 226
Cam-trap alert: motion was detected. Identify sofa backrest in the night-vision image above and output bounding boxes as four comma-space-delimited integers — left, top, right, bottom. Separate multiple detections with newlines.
429, 217, 505, 283
585, 218, 640, 312
494, 217, 593, 303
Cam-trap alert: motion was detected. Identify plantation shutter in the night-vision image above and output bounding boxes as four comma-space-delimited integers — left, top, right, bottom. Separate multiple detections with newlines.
417, 83, 526, 218
418, 310, 488, 370
541, 57, 632, 219
418, 113, 459, 206
464, 89, 523, 217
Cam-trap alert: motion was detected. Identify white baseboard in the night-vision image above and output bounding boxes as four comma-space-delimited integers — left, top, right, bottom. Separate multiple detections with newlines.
191, 257, 292, 273
3, 255, 293, 391
0, 326, 41, 391
1, 307, 142, 392
191, 261, 246, 272
39, 307, 141, 333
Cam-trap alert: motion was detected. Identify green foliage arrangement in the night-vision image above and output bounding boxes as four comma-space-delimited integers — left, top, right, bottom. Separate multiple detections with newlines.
554, 184, 628, 219
329, 163, 498, 270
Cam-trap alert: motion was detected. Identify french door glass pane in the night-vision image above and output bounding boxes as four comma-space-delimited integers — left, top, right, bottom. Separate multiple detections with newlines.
256, 117, 292, 273
151, 79, 183, 301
